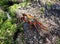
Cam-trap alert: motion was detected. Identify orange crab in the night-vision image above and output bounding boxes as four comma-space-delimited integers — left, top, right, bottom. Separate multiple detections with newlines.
21, 13, 48, 31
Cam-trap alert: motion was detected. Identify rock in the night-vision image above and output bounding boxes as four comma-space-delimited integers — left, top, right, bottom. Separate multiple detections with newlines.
51, 2, 60, 10
15, 1, 60, 44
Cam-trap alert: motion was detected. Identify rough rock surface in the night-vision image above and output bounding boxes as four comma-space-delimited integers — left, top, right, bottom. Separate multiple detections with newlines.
14, 1, 60, 44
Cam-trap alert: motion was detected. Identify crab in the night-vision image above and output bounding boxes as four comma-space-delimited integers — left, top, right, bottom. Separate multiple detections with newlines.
21, 13, 48, 31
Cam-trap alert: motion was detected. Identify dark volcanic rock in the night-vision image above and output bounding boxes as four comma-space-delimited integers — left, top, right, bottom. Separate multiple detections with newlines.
23, 23, 41, 44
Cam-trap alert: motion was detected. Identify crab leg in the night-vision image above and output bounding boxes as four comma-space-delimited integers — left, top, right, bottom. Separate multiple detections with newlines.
37, 22, 48, 30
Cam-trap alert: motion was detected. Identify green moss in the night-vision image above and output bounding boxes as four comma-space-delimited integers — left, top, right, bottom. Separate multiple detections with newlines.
0, 19, 17, 44
0, 11, 24, 44
0, 12, 8, 20
0, 0, 9, 6
57, 39, 60, 44
8, 4, 18, 17
0, 0, 30, 44
40, 7, 45, 13
46, 2, 52, 7
8, 2, 30, 18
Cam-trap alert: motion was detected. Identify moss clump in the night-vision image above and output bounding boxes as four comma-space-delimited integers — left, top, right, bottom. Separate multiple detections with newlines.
40, 7, 45, 13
